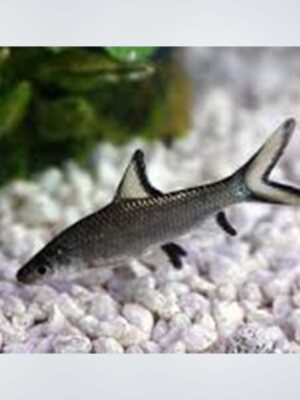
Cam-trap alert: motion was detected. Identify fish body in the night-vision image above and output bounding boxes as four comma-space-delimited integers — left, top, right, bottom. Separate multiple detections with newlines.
17, 118, 300, 284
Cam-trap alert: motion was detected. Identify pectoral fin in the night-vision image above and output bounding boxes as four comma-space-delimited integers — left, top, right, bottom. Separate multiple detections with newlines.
216, 211, 237, 236
161, 242, 187, 270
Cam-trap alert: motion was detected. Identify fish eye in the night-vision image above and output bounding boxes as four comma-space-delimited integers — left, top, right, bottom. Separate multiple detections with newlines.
37, 265, 50, 276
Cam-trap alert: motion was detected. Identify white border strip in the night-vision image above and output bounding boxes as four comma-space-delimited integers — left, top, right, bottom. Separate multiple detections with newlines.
0, 355, 299, 400
0, 0, 300, 45
0, 2, 300, 399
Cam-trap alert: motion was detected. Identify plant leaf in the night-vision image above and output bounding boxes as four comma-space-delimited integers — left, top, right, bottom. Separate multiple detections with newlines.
105, 47, 156, 63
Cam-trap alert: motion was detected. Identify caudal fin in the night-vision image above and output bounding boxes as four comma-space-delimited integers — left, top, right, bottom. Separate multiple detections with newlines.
239, 118, 300, 206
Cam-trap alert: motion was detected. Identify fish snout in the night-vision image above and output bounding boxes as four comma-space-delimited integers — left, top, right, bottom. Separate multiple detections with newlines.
16, 265, 33, 284
16, 257, 55, 284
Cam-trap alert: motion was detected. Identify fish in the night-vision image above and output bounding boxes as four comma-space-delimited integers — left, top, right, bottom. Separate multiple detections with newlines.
16, 118, 300, 284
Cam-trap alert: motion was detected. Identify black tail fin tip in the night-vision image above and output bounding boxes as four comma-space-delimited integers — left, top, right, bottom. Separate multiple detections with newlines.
242, 119, 300, 206
283, 118, 296, 134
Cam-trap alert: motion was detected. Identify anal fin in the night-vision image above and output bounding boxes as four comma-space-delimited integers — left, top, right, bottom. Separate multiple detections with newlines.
161, 242, 187, 270
216, 211, 237, 236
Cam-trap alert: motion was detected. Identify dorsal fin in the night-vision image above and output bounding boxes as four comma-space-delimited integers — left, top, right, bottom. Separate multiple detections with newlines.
114, 149, 162, 201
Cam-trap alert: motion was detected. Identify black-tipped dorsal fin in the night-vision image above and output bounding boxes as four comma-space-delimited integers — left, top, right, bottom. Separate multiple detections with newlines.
114, 150, 162, 201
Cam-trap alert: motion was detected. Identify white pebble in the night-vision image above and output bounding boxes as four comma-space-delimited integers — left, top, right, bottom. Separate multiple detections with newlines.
2, 296, 26, 318
152, 320, 169, 342
289, 309, 300, 343
185, 274, 215, 295
33, 336, 54, 353
178, 292, 210, 319
38, 168, 63, 195
134, 288, 179, 318
65, 162, 93, 197
3, 342, 36, 353
69, 285, 95, 308
162, 282, 190, 297
183, 316, 217, 353
18, 194, 61, 226
263, 276, 292, 302
0, 224, 31, 259
286, 341, 300, 353
95, 157, 118, 187
55, 293, 84, 321
89, 293, 119, 321
126, 345, 144, 353
12, 314, 34, 331
76, 315, 102, 338
164, 340, 186, 353
246, 307, 273, 325
213, 301, 244, 336
239, 281, 262, 306
8, 181, 40, 199
292, 292, 300, 308
53, 334, 92, 353
141, 341, 160, 353
98, 316, 148, 347
122, 303, 154, 333
273, 295, 293, 321
209, 255, 247, 286
66, 162, 94, 212
46, 304, 67, 334
159, 314, 190, 349
33, 285, 58, 305
59, 206, 81, 226
0, 310, 27, 343
226, 323, 281, 353
216, 282, 237, 301
93, 337, 124, 353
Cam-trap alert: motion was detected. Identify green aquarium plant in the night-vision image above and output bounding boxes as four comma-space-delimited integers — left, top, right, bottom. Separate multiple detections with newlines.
0, 47, 191, 183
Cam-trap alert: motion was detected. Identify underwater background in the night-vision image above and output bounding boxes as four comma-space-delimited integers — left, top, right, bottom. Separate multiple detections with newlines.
0, 47, 300, 353
0, 47, 190, 183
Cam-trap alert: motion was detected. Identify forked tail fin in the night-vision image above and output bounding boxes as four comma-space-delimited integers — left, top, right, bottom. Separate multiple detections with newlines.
237, 118, 300, 205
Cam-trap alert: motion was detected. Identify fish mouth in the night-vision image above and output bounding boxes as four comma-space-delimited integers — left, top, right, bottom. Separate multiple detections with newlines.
16, 266, 34, 284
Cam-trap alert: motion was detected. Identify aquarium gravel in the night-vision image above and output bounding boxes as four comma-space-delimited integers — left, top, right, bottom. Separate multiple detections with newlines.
1, 48, 300, 353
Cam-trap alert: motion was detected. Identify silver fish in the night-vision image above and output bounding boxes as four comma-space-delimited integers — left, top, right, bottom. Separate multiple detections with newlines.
17, 118, 300, 284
